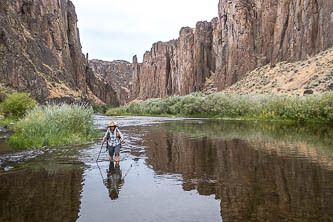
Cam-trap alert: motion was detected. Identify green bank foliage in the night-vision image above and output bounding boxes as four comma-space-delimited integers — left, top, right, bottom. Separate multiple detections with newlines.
9, 104, 98, 149
91, 103, 114, 114
1, 93, 36, 118
106, 92, 333, 123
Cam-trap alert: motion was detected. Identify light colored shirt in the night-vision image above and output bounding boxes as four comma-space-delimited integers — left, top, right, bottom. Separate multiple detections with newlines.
103, 127, 124, 147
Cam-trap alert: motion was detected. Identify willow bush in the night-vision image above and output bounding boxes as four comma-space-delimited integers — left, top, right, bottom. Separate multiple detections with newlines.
10, 104, 98, 149
106, 92, 333, 123
1, 92, 36, 118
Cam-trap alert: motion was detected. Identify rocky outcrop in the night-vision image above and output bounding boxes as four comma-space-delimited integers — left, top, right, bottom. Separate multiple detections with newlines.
86, 66, 119, 106
128, 0, 333, 101
0, 0, 89, 102
3, 0, 331, 105
129, 22, 216, 101
89, 60, 132, 106
223, 47, 333, 96
0, 0, 120, 105
214, 0, 333, 90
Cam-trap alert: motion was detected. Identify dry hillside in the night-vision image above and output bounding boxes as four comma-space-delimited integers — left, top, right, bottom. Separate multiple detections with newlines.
223, 48, 333, 96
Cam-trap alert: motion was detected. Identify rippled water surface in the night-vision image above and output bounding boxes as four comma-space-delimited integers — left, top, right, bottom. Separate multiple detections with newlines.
1, 116, 333, 222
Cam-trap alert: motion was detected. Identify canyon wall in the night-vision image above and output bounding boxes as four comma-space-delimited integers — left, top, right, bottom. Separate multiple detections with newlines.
2, 0, 332, 105
0, 0, 119, 105
129, 22, 216, 101
214, 0, 333, 90
125, 0, 333, 101
89, 59, 132, 106
0, 0, 87, 102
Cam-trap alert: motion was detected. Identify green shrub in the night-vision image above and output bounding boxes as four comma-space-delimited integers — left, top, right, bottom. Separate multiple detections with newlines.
319, 92, 333, 121
106, 92, 333, 123
106, 107, 127, 116
91, 103, 114, 114
1, 93, 36, 118
127, 102, 143, 114
180, 94, 205, 115
9, 104, 97, 149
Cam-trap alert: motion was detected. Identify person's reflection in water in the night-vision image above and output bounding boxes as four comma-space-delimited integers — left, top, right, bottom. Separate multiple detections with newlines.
104, 161, 124, 200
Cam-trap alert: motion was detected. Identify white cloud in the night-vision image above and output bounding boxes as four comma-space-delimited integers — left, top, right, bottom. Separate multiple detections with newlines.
72, 0, 218, 62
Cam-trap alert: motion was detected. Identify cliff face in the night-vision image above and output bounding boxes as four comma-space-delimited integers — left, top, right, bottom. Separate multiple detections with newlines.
129, 22, 215, 101
0, 0, 119, 105
223, 47, 333, 96
0, 0, 88, 102
89, 60, 132, 106
215, 0, 333, 90
128, 0, 333, 101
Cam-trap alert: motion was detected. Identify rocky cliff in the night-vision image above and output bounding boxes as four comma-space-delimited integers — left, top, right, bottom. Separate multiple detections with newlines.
3, 0, 331, 105
223, 47, 333, 96
215, 0, 333, 90
0, 0, 87, 102
127, 0, 333, 101
89, 59, 132, 106
0, 0, 119, 105
129, 22, 216, 101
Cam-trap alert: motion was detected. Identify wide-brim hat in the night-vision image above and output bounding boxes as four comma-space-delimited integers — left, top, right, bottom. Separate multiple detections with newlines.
108, 121, 117, 127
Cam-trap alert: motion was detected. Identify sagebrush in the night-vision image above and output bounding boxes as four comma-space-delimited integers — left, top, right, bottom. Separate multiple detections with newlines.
106, 92, 333, 122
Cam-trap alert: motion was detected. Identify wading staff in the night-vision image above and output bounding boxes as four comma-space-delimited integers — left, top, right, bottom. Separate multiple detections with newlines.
122, 164, 133, 180
96, 142, 104, 162
96, 162, 105, 182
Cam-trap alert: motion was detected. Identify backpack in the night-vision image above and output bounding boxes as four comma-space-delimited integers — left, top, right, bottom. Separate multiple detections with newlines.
106, 128, 121, 140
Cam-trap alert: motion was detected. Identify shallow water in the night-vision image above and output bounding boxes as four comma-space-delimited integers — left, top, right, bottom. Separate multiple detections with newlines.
0, 116, 333, 222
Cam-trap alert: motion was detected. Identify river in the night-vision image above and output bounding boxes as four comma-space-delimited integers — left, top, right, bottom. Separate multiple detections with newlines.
0, 115, 333, 222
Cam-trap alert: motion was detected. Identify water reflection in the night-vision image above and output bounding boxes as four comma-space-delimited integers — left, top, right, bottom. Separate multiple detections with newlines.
0, 165, 83, 222
103, 162, 124, 200
1, 117, 333, 222
143, 120, 333, 221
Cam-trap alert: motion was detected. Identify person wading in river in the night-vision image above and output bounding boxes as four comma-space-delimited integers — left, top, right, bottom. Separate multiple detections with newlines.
102, 122, 124, 162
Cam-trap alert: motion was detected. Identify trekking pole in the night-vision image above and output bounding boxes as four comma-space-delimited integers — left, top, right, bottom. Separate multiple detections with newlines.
122, 164, 133, 180
96, 161, 105, 182
96, 142, 104, 162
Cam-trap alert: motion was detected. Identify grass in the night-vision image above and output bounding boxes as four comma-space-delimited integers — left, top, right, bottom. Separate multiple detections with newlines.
9, 104, 99, 149
0, 116, 18, 128
106, 92, 333, 123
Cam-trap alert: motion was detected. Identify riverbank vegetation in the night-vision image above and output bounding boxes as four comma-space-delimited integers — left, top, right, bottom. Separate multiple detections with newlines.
91, 102, 114, 114
9, 104, 98, 149
0, 93, 37, 126
106, 92, 333, 123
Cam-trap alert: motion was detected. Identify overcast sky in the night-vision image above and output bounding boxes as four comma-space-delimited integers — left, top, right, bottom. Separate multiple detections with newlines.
72, 0, 218, 62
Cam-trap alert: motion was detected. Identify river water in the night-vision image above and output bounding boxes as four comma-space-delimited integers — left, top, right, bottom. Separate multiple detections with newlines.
0, 115, 333, 222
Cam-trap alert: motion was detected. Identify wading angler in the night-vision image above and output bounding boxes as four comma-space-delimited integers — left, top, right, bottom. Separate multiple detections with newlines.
102, 122, 124, 162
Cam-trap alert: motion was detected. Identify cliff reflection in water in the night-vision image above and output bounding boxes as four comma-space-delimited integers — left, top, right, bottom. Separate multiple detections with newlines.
0, 165, 83, 222
144, 120, 333, 222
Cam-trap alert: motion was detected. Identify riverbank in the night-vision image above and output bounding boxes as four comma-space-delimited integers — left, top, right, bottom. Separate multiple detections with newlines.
9, 104, 100, 150
0, 118, 17, 128
106, 92, 333, 123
